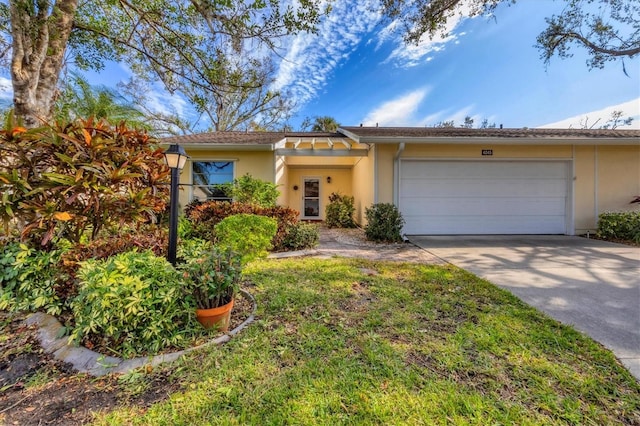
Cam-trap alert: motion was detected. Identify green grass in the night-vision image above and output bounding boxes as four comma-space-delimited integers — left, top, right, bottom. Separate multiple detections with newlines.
95, 258, 640, 425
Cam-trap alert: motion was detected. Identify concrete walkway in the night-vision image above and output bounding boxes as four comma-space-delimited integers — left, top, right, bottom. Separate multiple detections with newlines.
409, 235, 640, 381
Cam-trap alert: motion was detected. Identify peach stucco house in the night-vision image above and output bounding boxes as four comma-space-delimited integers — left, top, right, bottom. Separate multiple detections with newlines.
163, 126, 640, 236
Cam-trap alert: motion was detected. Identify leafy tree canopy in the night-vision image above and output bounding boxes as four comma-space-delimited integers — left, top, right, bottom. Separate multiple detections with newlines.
300, 115, 341, 132
380, 0, 639, 70
0, 0, 327, 128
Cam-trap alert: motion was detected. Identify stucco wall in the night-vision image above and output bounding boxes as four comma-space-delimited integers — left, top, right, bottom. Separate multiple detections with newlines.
286, 168, 353, 220
574, 146, 597, 232
572, 145, 640, 234
351, 146, 375, 225
178, 150, 274, 209
275, 155, 288, 206
375, 144, 397, 204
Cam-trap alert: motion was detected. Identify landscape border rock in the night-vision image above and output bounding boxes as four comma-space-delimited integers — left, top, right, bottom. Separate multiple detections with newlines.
25, 289, 257, 377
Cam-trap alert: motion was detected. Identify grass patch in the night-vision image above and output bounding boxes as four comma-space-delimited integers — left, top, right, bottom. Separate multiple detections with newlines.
95, 258, 640, 425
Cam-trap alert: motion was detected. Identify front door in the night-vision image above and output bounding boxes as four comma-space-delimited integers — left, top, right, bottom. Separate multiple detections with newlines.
302, 178, 320, 219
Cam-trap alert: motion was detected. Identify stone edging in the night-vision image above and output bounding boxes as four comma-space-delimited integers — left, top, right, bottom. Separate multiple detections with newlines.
25, 289, 257, 377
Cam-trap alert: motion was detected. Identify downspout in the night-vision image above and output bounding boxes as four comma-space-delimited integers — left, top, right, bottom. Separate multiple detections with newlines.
594, 145, 599, 228
393, 143, 406, 206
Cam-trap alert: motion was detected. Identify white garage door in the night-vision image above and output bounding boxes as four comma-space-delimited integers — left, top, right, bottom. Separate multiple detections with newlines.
399, 160, 568, 235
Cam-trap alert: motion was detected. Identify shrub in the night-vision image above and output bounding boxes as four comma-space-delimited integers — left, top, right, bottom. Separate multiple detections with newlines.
325, 192, 357, 229
70, 251, 195, 357
281, 222, 320, 251
184, 201, 298, 251
61, 226, 168, 279
364, 203, 405, 243
597, 211, 640, 243
214, 214, 278, 263
0, 119, 169, 248
0, 241, 68, 315
222, 174, 280, 207
177, 238, 214, 264
178, 248, 242, 309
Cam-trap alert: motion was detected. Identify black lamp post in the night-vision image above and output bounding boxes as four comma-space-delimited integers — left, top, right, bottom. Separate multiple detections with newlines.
163, 144, 189, 266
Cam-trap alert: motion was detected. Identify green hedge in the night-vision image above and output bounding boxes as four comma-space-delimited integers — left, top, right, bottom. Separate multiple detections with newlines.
364, 203, 405, 243
597, 211, 640, 243
184, 201, 298, 251
215, 214, 278, 264
325, 192, 356, 229
0, 241, 68, 316
71, 250, 197, 357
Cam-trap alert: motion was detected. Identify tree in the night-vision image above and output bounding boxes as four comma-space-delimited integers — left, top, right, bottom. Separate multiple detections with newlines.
433, 120, 455, 128
55, 73, 149, 129
0, 1, 326, 128
479, 118, 497, 128
301, 115, 340, 132
180, 58, 296, 131
380, 0, 639, 69
579, 110, 634, 129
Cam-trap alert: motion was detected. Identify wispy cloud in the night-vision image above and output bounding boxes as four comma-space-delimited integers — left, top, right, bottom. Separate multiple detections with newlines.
362, 88, 430, 126
415, 105, 478, 127
380, 3, 474, 68
271, 0, 478, 112
539, 98, 640, 129
0, 76, 12, 101
272, 0, 380, 107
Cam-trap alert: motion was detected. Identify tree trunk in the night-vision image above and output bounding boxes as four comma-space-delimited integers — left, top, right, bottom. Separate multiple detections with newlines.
10, 0, 78, 128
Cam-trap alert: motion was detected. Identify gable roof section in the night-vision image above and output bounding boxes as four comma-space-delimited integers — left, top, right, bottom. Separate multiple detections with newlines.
162, 131, 370, 155
163, 131, 286, 150
161, 127, 640, 149
339, 126, 640, 145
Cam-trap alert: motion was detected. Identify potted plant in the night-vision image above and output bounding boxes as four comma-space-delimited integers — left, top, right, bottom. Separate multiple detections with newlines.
179, 248, 242, 331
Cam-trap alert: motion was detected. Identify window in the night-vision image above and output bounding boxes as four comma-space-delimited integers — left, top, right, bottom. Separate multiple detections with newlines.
192, 161, 234, 201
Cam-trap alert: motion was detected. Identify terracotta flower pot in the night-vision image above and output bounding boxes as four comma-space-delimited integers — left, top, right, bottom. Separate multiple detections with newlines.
196, 299, 234, 331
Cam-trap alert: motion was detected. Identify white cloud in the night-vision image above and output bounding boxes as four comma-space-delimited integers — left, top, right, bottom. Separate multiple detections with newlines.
539, 98, 640, 129
362, 88, 430, 126
381, 3, 474, 68
271, 0, 479, 112
145, 84, 189, 118
272, 0, 381, 107
0, 76, 12, 101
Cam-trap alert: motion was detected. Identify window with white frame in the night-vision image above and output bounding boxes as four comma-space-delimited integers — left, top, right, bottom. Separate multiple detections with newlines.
192, 161, 234, 201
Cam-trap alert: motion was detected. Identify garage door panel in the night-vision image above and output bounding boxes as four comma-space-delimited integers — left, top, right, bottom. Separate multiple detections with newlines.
401, 179, 567, 197
400, 197, 567, 216
399, 161, 568, 235
402, 215, 566, 235
401, 161, 567, 179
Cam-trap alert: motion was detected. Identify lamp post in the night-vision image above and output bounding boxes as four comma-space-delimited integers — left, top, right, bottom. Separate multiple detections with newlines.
163, 144, 189, 266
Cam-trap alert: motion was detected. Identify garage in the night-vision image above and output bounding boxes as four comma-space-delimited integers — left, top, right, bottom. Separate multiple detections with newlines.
399, 160, 569, 235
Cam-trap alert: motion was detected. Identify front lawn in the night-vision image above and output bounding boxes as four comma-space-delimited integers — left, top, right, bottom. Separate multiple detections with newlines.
95, 258, 640, 425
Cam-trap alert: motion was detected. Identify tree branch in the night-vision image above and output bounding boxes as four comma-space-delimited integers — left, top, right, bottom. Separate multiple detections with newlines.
551, 30, 640, 57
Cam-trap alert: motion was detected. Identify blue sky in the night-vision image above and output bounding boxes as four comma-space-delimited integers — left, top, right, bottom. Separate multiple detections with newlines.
277, 0, 640, 130
1, 0, 638, 130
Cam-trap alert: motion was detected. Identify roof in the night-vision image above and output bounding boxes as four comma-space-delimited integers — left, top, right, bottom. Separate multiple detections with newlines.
161, 127, 640, 148
163, 131, 285, 145
163, 131, 343, 145
339, 126, 640, 144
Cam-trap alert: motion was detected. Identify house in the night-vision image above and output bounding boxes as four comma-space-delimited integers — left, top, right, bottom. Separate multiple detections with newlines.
163, 126, 640, 236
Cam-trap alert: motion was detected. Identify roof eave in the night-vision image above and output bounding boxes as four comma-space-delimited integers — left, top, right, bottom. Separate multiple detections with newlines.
340, 135, 640, 145
159, 142, 277, 151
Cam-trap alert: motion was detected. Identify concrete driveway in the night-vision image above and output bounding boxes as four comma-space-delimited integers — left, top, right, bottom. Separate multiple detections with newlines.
409, 235, 640, 381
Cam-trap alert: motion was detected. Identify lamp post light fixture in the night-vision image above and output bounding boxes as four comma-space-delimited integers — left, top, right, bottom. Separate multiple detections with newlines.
163, 144, 189, 266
